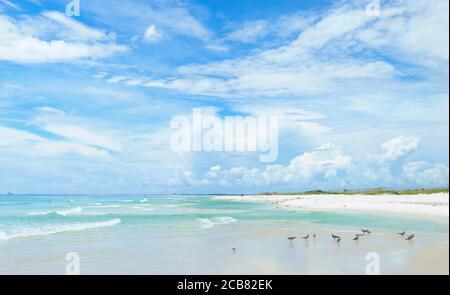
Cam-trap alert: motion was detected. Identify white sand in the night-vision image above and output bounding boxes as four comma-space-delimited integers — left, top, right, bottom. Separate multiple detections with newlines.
215, 193, 449, 222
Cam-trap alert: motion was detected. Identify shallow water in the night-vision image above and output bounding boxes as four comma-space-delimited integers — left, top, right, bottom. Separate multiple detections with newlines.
0, 195, 448, 274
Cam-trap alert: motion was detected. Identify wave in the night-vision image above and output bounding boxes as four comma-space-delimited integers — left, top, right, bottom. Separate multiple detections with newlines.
0, 218, 121, 240
197, 216, 237, 229
28, 207, 83, 216
89, 204, 121, 208
57, 207, 83, 216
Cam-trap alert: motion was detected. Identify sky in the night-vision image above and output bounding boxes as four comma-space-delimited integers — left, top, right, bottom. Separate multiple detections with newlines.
0, 0, 448, 194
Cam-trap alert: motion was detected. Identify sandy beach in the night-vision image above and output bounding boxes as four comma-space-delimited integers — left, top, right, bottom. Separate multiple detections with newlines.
213, 193, 449, 275
214, 193, 450, 222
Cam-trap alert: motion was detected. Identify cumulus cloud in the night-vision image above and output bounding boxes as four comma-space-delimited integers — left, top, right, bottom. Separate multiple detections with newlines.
172, 144, 353, 188
143, 24, 162, 43
169, 136, 448, 190
380, 136, 420, 162
403, 161, 449, 187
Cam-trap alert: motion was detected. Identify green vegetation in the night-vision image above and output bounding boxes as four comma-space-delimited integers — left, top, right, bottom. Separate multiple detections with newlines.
261, 187, 449, 196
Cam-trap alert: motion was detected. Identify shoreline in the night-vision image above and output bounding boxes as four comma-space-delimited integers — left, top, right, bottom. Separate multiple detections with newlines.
214, 193, 450, 223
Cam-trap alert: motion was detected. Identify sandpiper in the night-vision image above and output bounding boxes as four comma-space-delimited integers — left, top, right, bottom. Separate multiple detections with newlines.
405, 233, 415, 241
331, 234, 341, 239
232, 248, 236, 253
361, 229, 371, 234
397, 231, 406, 236
287, 236, 297, 243
301, 234, 310, 240
353, 235, 359, 241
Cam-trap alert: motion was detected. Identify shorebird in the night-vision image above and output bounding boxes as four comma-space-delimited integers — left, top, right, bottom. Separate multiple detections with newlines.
287, 236, 297, 243
331, 234, 341, 239
361, 229, 371, 234
397, 231, 406, 236
312, 234, 317, 238
355, 233, 364, 238
301, 234, 310, 240
336, 237, 341, 243
405, 234, 415, 241
232, 248, 236, 253
353, 235, 359, 241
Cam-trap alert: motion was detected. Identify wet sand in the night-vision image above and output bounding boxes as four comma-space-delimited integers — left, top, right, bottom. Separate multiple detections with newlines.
399, 241, 449, 275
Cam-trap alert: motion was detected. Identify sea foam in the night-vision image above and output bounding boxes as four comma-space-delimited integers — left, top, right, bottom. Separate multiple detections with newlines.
0, 218, 121, 240
28, 207, 83, 216
197, 216, 237, 229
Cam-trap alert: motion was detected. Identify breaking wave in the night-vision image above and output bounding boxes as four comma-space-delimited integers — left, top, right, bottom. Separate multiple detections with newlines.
0, 218, 121, 240
197, 216, 237, 229
28, 207, 83, 216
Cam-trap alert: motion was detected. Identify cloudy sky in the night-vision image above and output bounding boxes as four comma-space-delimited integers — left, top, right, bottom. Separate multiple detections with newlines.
0, 0, 448, 194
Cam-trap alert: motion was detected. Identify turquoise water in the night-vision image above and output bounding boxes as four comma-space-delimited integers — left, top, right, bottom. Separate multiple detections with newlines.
0, 194, 448, 274
0, 194, 448, 240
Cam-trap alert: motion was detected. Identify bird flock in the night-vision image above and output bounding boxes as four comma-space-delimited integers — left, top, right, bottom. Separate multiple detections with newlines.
232, 229, 415, 253
285, 228, 416, 244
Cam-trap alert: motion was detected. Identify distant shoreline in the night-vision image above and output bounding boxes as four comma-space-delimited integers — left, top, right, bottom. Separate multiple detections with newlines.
215, 192, 450, 222
260, 188, 449, 196
1, 188, 448, 197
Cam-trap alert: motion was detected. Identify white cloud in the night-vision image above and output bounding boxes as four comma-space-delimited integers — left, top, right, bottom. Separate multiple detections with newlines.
0, 125, 43, 147
403, 161, 449, 186
224, 12, 316, 43
106, 0, 447, 99
0, 11, 126, 63
167, 165, 199, 186
380, 136, 420, 162
356, 0, 449, 65
297, 121, 330, 136
226, 20, 269, 43
40, 124, 122, 152
36, 106, 66, 116
41, 11, 109, 42
84, 0, 212, 41
158, 6, 211, 41
198, 144, 352, 187
143, 24, 162, 43
205, 42, 229, 52
32, 108, 122, 152
0, 125, 111, 159
170, 137, 447, 190
34, 141, 110, 159
106, 75, 127, 84
0, 0, 19, 10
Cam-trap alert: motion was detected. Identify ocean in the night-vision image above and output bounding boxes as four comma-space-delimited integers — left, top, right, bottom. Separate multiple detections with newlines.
0, 194, 448, 274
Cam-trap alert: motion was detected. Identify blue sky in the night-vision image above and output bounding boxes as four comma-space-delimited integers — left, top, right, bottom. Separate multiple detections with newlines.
0, 0, 448, 194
